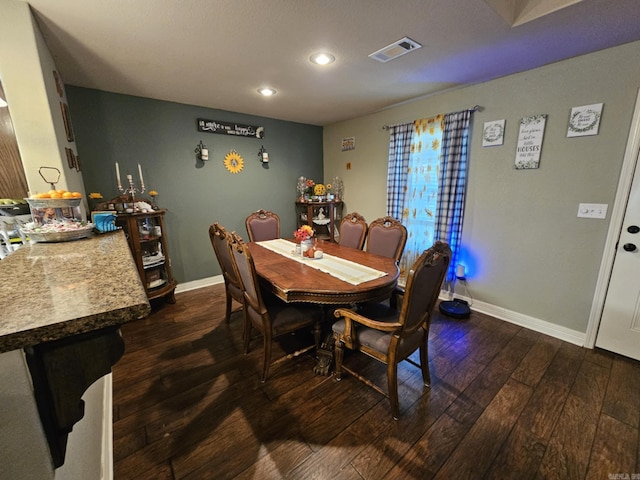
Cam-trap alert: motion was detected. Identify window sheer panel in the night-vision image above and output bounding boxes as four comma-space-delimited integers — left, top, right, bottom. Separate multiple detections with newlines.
399, 116, 444, 280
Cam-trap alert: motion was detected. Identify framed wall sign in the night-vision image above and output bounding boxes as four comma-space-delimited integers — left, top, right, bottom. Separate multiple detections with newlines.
60, 102, 74, 142
567, 103, 603, 137
341, 137, 355, 151
482, 119, 505, 147
197, 118, 264, 138
515, 114, 547, 170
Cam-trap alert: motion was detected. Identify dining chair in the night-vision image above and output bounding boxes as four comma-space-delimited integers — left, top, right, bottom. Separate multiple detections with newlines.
332, 240, 452, 419
208, 223, 244, 323
338, 212, 367, 250
245, 209, 280, 242
227, 231, 323, 382
366, 216, 407, 263
365, 216, 408, 308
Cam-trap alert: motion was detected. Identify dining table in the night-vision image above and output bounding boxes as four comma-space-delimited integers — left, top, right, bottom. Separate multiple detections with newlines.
247, 238, 399, 375
247, 238, 399, 305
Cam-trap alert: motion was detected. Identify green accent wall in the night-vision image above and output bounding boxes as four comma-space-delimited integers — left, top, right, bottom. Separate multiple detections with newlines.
67, 87, 323, 283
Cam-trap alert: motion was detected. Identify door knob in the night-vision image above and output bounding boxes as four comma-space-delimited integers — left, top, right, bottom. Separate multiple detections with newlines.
628, 225, 640, 234
623, 243, 637, 252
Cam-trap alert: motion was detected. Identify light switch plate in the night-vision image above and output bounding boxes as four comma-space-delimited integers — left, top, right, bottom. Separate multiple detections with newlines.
577, 203, 608, 219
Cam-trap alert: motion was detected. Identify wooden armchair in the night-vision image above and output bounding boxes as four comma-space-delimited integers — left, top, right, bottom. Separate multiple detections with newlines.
227, 232, 323, 382
332, 241, 452, 419
366, 216, 407, 263
338, 212, 367, 250
208, 223, 243, 323
245, 209, 280, 242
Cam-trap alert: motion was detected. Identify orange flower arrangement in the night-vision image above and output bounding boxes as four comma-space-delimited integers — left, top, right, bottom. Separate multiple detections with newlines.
294, 224, 314, 242
305, 179, 315, 196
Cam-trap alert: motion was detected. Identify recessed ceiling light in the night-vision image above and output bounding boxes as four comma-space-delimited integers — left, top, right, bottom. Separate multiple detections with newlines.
310, 52, 335, 65
257, 87, 276, 96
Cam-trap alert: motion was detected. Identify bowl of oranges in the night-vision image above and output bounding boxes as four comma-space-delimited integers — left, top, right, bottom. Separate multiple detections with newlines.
27, 189, 83, 209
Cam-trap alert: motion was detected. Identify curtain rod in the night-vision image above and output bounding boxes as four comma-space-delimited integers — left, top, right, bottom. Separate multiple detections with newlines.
382, 105, 482, 130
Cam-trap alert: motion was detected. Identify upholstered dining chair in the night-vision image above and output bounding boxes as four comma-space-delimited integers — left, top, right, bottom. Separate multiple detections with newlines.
209, 223, 244, 323
227, 232, 323, 382
338, 212, 367, 250
366, 216, 407, 263
245, 209, 280, 242
365, 216, 408, 308
332, 241, 452, 419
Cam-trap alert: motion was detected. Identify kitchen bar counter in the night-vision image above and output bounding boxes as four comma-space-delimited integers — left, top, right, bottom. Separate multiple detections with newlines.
0, 230, 151, 469
0, 231, 150, 353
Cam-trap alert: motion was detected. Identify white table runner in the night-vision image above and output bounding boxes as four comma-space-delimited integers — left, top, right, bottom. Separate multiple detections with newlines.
256, 239, 387, 285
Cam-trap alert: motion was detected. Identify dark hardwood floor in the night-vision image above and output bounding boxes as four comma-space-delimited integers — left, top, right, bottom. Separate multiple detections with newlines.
113, 284, 640, 479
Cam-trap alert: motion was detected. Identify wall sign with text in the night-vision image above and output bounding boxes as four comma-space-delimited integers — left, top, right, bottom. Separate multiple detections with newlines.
482, 119, 505, 147
515, 114, 547, 170
567, 103, 603, 137
197, 118, 264, 138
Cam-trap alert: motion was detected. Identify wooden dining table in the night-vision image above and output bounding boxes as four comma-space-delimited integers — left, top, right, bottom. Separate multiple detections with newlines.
247, 239, 399, 305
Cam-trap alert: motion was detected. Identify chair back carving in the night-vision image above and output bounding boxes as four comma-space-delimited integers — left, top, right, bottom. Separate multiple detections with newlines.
338, 212, 367, 249
208, 223, 244, 322
366, 216, 407, 263
245, 209, 280, 242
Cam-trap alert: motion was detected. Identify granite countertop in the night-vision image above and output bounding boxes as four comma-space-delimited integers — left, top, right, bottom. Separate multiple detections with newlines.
0, 231, 150, 353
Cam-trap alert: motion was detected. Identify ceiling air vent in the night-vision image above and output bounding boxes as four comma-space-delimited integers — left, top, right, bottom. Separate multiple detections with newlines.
368, 37, 422, 63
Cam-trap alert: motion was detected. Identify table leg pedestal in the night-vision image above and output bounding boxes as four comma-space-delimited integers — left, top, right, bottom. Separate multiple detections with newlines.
313, 332, 335, 376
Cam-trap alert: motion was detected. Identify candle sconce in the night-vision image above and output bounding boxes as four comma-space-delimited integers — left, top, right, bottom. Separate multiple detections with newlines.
195, 140, 209, 163
258, 145, 269, 165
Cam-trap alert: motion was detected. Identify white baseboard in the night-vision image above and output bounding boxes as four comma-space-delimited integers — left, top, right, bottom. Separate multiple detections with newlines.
175, 275, 224, 294
175, 279, 586, 346
439, 293, 586, 346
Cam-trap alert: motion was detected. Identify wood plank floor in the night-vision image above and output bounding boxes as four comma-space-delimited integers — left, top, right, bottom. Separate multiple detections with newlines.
113, 284, 640, 479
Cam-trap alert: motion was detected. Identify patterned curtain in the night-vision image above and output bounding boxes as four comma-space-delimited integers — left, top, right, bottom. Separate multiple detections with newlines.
397, 116, 444, 282
435, 110, 472, 284
386, 122, 413, 220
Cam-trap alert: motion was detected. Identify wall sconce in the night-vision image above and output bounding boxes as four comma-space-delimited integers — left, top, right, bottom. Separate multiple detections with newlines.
195, 140, 209, 162
258, 145, 269, 164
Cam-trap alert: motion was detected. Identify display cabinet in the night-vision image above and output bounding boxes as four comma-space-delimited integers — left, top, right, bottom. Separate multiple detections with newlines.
295, 200, 343, 242
116, 209, 176, 303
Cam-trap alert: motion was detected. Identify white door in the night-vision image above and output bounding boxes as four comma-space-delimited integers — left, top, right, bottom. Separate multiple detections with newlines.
596, 145, 640, 360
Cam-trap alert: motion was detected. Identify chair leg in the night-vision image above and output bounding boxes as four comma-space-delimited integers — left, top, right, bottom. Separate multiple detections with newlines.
420, 333, 431, 387
242, 312, 251, 354
225, 291, 232, 323
261, 330, 272, 383
333, 335, 344, 381
387, 361, 400, 420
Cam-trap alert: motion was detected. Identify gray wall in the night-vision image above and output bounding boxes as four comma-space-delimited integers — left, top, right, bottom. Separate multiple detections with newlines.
67, 87, 323, 284
324, 40, 640, 334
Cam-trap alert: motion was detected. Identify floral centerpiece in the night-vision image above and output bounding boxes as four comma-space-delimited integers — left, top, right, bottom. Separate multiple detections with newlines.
294, 225, 317, 257
294, 224, 314, 242
305, 179, 315, 197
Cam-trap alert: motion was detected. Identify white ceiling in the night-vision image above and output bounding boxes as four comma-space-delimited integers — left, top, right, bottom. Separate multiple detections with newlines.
23, 0, 640, 126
